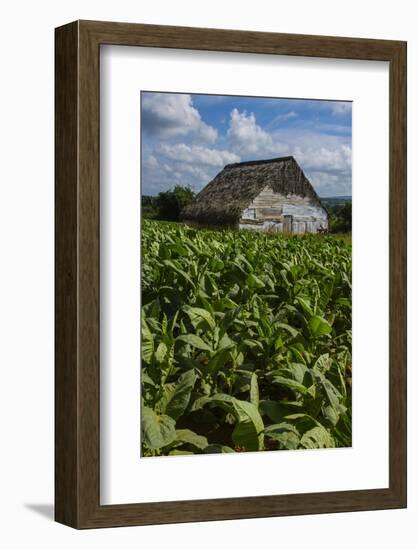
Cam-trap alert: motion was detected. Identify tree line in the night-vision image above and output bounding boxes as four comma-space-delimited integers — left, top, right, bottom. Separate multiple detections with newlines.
326, 202, 352, 233
142, 186, 195, 222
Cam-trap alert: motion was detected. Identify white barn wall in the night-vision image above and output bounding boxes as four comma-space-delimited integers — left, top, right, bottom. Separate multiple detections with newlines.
239, 187, 328, 233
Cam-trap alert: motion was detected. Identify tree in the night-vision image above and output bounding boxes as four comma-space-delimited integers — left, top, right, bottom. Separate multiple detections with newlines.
141, 195, 158, 219
339, 202, 352, 229
155, 186, 195, 221
328, 202, 352, 233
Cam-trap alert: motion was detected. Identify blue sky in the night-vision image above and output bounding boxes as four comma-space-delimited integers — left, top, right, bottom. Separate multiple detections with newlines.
141, 92, 352, 197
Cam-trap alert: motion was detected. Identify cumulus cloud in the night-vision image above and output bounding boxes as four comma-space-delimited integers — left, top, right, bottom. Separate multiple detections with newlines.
306, 169, 351, 197
142, 93, 217, 143
293, 143, 352, 173
141, 143, 240, 195
227, 108, 276, 155
141, 98, 352, 197
283, 141, 352, 196
157, 143, 240, 167
141, 143, 239, 194
226, 108, 290, 157
224, 109, 351, 196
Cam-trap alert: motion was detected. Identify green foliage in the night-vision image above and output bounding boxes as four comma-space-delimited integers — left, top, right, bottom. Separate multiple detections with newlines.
141, 195, 158, 219
327, 201, 352, 233
142, 186, 195, 222
141, 220, 352, 456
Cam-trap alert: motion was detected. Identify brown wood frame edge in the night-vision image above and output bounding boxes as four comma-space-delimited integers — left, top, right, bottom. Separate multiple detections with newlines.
55, 20, 407, 529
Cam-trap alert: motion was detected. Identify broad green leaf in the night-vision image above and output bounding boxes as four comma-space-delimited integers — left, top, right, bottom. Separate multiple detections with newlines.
176, 334, 213, 352
162, 259, 195, 289
189, 393, 234, 413
323, 404, 339, 426
174, 429, 208, 450
295, 296, 314, 317
231, 399, 264, 452
142, 371, 156, 386
264, 422, 300, 450
288, 345, 308, 365
209, 258, 224, 272
314, 369, 345, 414
287, 363, 309, 385
300, 426, 335, 449
249, 373, 259, 408
260, 400, 288, 422
247, 273, 265, 289
269, 374, 309, 395
207, 348, 231, 376
276, 323, 300, 339
141, 319, 154, 363
280, 269, 291, 288
219, 297, 239, 310
220, 308, 241, 335
183, 305, 216, 331
314, 353, 332, 373
142, 407, 176, 450
216, 332, 235, 353
158, 370, 197, 420
342, 272, 352, 289
155, 342, 168, 363
171, 243, 189, 257
284, 413, 321, 427
309, 315, 332, 337
274, 334, 283, 351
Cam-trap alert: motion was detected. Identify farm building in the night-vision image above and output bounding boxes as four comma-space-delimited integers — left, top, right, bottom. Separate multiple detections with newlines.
182, 156, 328, 234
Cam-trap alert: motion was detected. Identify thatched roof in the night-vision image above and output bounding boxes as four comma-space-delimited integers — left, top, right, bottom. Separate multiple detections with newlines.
182, 156, 323, 226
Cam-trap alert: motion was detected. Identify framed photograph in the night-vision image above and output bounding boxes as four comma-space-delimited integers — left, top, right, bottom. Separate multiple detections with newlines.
55, 20, 406, 528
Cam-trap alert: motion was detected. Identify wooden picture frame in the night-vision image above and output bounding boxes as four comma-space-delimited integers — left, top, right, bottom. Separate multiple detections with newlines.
55, 20, 407, 529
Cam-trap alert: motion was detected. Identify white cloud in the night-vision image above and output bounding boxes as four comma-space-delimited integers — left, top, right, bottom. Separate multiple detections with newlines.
222, 107, 352, 196
143, 154, 159, 170
294, 143, 352, 173
227, 108, 278, 155
224, 109, 351, 196
141, 103, 352, 197
141, 144, 239, 195
288, 142, 352, 195
226, 108, 291, 157
158, 143, 240, 166
142, 93, 217, 143
276, 111, 298, 122
306, 169, 351, 197
265, 111, 298, 131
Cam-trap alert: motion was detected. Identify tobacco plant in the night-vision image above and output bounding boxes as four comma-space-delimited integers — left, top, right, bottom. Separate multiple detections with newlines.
141, 220, 352, 456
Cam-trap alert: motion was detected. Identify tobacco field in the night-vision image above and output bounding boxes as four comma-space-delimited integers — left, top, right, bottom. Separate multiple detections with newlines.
141, 220, 352, 456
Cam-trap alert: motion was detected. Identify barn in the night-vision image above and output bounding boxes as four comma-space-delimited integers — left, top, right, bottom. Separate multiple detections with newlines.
182, 156, 328, 234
